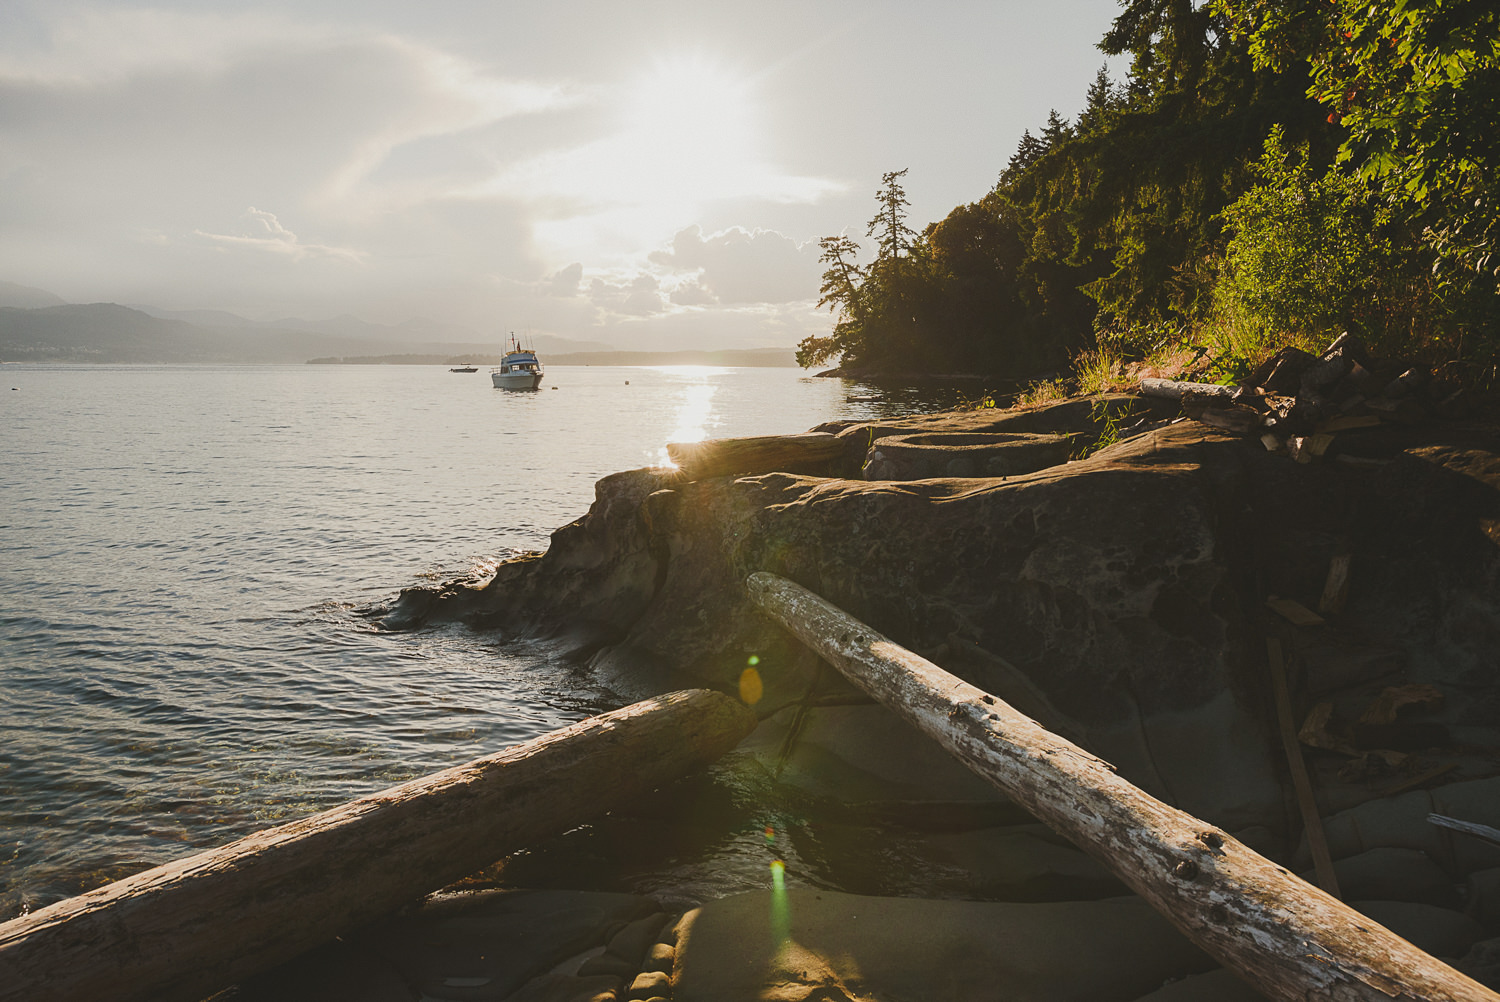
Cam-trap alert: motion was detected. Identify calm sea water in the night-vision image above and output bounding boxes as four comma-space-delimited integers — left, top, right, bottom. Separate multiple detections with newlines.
0, 362, 960, 918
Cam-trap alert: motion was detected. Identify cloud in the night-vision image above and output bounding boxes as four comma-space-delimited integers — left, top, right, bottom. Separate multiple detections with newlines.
649, 226, 818, 305
589, 273, 665, 316
543, 262, 583, 297
195, 208, 365, 263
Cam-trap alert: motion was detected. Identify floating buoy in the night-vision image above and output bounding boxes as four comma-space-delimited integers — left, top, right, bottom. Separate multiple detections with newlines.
625, 380, 630, 385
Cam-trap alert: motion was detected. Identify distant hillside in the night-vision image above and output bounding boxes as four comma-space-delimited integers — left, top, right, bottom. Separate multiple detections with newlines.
128, 305, 616, 356
0, 302, 627, 363
0, 303, 387, 362
0, 281, 66, 310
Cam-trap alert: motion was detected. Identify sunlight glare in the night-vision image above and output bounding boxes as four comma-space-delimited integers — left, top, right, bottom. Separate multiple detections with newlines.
653, 371, 720, 466
620, 55, 756, 203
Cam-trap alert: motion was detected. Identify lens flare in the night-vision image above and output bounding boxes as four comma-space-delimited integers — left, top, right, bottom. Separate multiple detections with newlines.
738, 667, 763, 705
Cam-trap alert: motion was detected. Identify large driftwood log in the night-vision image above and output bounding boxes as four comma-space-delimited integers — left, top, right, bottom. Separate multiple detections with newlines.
746, 572, 1497, 1002
0, 689, 757, 1002
667, 432, 844, 480
1138, 377, 1240, 402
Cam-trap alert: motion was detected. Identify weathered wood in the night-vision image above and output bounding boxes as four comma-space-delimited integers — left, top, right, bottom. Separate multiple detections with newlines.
746, 571, 1497, 1002
1428, 813, 1500, 848
1199, 406, 1262, 435
1268, 638, 1340, 898
666, 432, 845, 481
1138, 377, 1240, 402
1320, 554, 1353, 616
1266, 595, 1325, 627
0, 689, 758, 1002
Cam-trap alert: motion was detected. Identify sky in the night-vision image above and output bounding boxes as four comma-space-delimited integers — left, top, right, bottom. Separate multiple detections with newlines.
0, 1, 1129, 351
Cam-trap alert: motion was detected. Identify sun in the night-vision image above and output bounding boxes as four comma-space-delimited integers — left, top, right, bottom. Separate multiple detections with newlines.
614, 54, 759, 205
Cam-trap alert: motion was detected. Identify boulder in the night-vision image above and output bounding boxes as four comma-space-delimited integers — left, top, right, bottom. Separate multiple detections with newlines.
1298, 847, 1461, 909
1294, 776, 1500, 874
1348, 900, 1488, 959
860, 431, 1077, 481
1468, 868, 1500, 929
1458, 936, 1500, 992
383, 409, 1500, 847
1131, 969, 1267, 1001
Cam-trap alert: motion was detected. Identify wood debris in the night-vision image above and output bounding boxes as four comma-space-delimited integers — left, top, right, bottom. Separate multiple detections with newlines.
1266, 595, 1326, 626
1137, 333, 1464, 460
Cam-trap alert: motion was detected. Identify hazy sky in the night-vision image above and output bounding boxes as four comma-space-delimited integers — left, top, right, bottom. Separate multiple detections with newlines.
0, 1, 1127, 350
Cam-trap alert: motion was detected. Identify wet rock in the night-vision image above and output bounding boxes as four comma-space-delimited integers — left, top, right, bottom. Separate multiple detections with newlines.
672, 889, 1214, 1002
364, 889, 654, 1002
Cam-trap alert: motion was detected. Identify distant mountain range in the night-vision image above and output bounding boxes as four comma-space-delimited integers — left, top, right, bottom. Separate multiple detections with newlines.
1, 281, 790, 364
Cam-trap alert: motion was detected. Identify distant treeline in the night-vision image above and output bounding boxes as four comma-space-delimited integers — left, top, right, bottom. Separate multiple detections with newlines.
800, 0, 1500, 385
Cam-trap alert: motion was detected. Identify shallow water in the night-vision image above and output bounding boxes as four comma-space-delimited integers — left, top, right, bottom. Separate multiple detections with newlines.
0, 362, 961, 917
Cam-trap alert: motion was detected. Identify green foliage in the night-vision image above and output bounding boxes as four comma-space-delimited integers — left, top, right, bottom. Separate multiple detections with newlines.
1224, 0, 1500, 282
1212, 126, 1399, 354
797, 0, 1500, 383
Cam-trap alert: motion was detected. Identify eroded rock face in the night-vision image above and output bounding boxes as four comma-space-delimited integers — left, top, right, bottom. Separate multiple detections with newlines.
383, 408, 1500, 843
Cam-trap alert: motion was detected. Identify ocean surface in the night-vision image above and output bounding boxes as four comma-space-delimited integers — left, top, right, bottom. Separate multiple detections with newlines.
0, 362, 960, 919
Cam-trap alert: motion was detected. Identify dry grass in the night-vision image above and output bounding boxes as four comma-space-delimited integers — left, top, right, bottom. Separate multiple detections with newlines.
1013, 378, 1071, 408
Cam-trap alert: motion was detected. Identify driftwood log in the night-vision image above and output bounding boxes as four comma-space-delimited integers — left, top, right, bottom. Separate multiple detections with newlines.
0, 689, 758, 1002
666, 432, 845, 480
1138, 377, 1240, 402
747, 572, 1497, 1002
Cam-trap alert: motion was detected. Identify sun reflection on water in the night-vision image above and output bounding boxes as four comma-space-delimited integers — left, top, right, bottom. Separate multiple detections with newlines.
654, 367, 723, 466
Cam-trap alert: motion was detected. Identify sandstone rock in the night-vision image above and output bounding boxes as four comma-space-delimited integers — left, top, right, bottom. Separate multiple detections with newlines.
362, 889, 654, 1002
916, 824, 1126, 901
1457, 936, 1500, 992
738, 702, 1010, 806
504, 973, 623, 1002
384, 406, 1500, 851
625, 970, 670, 1000
672, 889, 1214, 1002
1130, 968, 1267, 1001
576, 952, 635, 978
642, 942, 674, 974
859, 431, 1076, 481
604, 913, 671, 969
1299, 847, 1461, 909
1295, 776, 1500, 874
1349, 900, 1488, 959
1469, 867, 1500, 929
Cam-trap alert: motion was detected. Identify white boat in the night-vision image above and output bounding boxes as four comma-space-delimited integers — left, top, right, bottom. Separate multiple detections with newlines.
490, 335, 544, 390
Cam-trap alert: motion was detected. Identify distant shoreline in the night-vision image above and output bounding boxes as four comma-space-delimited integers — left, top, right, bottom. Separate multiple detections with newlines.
306, 348, 799, 368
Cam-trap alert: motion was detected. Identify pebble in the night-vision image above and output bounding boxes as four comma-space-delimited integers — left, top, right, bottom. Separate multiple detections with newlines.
641, 942, 674, 974
605, 913, 670, 968
626, 971, 670, 1000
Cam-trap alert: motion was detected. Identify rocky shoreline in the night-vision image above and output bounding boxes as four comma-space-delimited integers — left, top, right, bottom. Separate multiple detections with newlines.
232, 388, 1500, 1000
